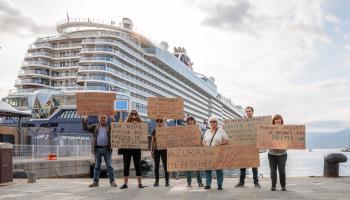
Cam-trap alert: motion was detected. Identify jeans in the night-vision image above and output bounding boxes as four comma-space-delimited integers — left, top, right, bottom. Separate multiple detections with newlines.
186, 171, 203, 185
268, 153, 287, 187
122, 149, 142, 176
93, 147, 115, 183
205, 170, 223, 186
154, 149, 169, 181
239, 167, 259, 184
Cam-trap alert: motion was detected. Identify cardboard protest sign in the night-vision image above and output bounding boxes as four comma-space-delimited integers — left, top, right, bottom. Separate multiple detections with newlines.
156, 125, 202, 150
257, 125, 305, 149
111, 122, 148, 149
0, 126, 17, 135
147, 97, 184, 119
167, 144, 259, 171
223, 116, 272, 145
76, 92, 115, 115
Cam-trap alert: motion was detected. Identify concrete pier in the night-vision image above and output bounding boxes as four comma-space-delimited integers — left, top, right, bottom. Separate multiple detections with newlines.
0, 177, 349, 199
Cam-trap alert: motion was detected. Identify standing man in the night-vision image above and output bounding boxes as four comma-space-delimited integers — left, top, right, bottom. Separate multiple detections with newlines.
83, 115, 117, 187
235, 106, 261, 188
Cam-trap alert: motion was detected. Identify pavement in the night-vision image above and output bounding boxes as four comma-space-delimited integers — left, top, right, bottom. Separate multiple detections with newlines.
1, 177, 350, 199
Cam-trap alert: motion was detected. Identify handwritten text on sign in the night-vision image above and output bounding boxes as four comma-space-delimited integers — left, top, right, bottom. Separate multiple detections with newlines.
156, 125, 202, 150
111, 122, 148, 149
167, 144, 259, 171
223, 116, 272, 145
256, 125, 305, 149
76, 92, 115, 115
147, 97, 184, 119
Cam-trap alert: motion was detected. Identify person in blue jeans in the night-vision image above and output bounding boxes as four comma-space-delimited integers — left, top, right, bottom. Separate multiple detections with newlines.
202, 116, 228, 190
185, 116, 204, 187
83, 115, 117, 187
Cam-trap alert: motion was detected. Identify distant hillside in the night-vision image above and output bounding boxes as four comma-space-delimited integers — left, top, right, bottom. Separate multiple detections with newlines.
307, 128, 350, 149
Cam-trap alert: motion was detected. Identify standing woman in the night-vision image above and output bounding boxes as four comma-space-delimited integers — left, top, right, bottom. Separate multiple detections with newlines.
119, 110, 144, 189
203, 116, 228, 190
151, 119, 170, 187
268, 114, 287, 191
185, 116, 204, 187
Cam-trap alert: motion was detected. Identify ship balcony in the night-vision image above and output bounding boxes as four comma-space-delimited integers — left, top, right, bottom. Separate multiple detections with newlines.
25, 52, 80, 60
8, 88, 35, 95
14, 79, 51, 87
53, 73, 77, 79
28, 43, 81, 51
18, 70, 51, 78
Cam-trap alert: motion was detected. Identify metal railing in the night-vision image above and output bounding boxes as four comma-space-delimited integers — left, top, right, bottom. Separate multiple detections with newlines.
13, 145, 92, 160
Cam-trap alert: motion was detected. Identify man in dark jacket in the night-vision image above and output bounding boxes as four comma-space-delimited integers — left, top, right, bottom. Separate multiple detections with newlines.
83, 115, 117, 187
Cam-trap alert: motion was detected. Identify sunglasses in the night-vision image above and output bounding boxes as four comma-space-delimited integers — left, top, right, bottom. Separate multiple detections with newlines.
130, 112, 137, 116
210, 121, 217, 123
156, 120, 164, 123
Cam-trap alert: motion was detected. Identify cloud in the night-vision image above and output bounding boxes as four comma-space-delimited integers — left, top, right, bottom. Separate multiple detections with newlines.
324, 14, 341, 25
0, 0, 54, 36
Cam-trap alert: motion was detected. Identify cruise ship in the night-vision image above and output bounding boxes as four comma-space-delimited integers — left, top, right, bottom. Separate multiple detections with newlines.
2, 17, 245, 144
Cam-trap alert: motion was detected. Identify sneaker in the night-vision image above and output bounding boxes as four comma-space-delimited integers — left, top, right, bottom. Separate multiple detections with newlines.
165, 182, 170, 187
89, 182, 99, 187
235, 182, 244, 188
271, 186, 276, 191
282, 187, 287, 191
120, 184, 128, 189
217, 185, 223, 190
154, 180, 159, 187
187, 184, 191, 188
138, 184, 145, 188
204, 185, 211, 190
110, 181, 117, 187
254, 183, 261, 188
198, 183, 204, 187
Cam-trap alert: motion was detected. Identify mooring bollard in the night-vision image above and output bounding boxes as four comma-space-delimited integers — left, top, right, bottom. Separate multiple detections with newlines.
27, 172, 37, 183
323, 153, 347, 177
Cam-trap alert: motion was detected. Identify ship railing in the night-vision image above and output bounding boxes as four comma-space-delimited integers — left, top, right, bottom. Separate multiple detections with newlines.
12, 144, 92, 160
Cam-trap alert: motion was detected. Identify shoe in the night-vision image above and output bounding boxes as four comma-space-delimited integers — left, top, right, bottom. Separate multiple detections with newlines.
187, 184, 191, 188
110, 181, 117, 187
198, 183, 204, 187
165, 179, 170, 187
217, 185, 223, 190
120, 184, 128, 189
204, 185, 211, 190
235, 182, 244, 188
282, 187, 287, 191
138, 184, 144, 188
89, 182, 99, 187
154, 180, 159, 187
271, 186, 276, 191
254, 183, 261, 188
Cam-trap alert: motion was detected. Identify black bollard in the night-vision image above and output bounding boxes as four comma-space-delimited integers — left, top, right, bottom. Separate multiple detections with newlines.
323, 153, 347, 177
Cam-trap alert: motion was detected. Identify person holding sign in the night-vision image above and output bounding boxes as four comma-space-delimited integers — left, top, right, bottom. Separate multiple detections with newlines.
268, 114, 287, 191
119, 110, 145, 189
151, 119, 170, 187
185, 116, 204, 188
235, 106, 261, 188
82, 115, 117, 187
203, 116, 228, 190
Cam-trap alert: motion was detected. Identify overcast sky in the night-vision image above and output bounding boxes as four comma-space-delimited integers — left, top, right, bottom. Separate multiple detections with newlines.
0, 0, 349, 132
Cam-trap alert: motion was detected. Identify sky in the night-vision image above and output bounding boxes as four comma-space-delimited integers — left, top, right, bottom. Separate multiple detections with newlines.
0, 0, 349, 132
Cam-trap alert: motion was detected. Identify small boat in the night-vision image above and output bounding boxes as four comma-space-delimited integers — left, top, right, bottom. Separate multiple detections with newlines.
340, 148, 350, 152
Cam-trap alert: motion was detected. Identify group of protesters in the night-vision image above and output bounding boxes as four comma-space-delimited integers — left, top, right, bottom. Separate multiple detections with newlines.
82, 106, 287, 192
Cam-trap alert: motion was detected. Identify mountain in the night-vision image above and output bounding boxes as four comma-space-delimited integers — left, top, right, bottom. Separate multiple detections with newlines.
307, 128, 350, 149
